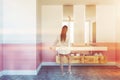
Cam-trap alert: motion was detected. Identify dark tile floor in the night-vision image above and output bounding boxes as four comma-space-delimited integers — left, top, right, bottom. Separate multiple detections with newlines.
0, 66, 120, 80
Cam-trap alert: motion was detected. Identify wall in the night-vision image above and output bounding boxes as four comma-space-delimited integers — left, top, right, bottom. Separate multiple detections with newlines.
41, 5, 85, 62
3, 44, 36, 70
37, 0, 42, 43
41, 5, 62, 43
3, 0, 36, 44
116, 4, 120, 66
74, 5, 85, 44
0, 0, 3, 72
41, 5, 117, 63
96, 5, 116, 63
3, 0, 37, 70
41, 5, 62, 62
96, 5, 116, 42
36, 0, 42, 68
0, 0, 3, 42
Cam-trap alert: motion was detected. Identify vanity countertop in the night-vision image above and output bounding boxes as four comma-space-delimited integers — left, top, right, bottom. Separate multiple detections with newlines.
56, 46, 107, 51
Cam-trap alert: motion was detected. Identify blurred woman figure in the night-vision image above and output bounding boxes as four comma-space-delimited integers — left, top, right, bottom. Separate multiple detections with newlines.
53, 25, 71, 76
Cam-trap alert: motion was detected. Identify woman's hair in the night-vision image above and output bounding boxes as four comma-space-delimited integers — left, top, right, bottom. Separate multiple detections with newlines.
60, 25, 68, 42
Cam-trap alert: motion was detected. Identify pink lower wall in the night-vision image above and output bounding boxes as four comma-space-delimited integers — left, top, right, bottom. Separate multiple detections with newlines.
0, 44, 42, 71
3, 44, 37, 70
0, 44, 3, 71
116, 43, 120, 64
36, 43, 42, 68
41, 42, 117, 63
42, 43, 57, 62
94, 43, 116, 62
0, 42, 119, 71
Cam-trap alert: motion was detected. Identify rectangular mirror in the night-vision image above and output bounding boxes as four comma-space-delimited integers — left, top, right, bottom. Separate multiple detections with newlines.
63, 5, 74, 45
85, 5, 96, 45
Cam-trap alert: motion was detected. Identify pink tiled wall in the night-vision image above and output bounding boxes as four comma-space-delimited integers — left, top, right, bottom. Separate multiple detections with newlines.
0, 44, 3, 71
0, 44, 42, 71
42, 43, 57, 62
0, 42, 119, 71
116, 43, 120, 64
36, 43, 42, 68
3, 44, 37, 70
94, 43, 116, 62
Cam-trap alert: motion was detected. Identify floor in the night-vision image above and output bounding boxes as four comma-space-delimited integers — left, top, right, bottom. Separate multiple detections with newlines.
0, 66, 120, 80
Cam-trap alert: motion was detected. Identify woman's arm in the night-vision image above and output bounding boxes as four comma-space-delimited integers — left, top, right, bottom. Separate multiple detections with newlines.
50, 36, 59, 50
53, 37, 59, 46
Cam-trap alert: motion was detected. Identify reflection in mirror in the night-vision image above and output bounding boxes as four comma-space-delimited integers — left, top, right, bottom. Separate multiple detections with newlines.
63, 5, 74, 45
85, 5, 96, 45
63, 5, 73, 21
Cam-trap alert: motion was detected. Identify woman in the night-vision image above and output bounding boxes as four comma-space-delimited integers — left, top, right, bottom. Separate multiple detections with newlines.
52, 25, 72, 76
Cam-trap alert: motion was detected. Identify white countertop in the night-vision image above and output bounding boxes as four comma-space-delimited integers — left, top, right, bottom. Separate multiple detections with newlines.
56, 46, 107, 51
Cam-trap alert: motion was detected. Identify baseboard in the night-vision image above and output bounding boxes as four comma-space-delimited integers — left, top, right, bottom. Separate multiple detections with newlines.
42, 62, 60, 66
0, 64, 42, 76
36, 63, 42, 74
0, 71, 3, 77
42, 62, 116, 66
2, 70, 37, 75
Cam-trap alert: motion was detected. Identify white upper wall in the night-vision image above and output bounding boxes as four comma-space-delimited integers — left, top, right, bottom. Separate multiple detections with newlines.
41, 5, 62, 43
74, 5, 85, 44
96, 5, 116, 42
41, 4, 117, 44
37, 0, 42, 43
116, 4, 120, 42
3, 0, 36, 44
0, 0, 3, 43
1, 0, 119, 44
41, 5, 85, 44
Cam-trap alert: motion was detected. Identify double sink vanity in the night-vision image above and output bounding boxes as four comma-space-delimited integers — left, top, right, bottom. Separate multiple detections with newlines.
56, 44, 108, 64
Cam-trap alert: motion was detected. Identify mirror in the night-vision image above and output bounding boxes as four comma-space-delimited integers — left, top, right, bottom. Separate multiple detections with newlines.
85, 5, 96, 45
63, 5, 73, 21
63, 5, 96, 45
63, 5, 74, 45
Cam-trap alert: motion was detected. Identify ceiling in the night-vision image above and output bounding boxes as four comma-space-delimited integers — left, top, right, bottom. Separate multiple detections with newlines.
39, 0, 117, 5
